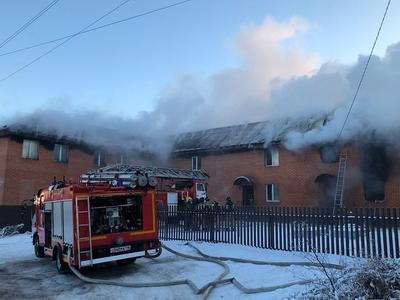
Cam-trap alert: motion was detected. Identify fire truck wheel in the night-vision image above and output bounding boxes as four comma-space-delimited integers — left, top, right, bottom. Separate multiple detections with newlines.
55, 247, 69, 274
117, 258, 136, 265
33, 236, 45, 258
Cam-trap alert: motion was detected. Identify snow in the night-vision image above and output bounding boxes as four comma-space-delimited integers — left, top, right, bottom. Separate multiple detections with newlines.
0, 234, 358, 299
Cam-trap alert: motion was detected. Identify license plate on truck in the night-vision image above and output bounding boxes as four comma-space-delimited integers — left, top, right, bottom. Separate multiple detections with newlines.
110, 245, 131, 253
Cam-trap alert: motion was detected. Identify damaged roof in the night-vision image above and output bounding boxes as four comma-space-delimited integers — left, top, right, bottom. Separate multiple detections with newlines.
0, 125, 93, 151
173, 116, 328, 154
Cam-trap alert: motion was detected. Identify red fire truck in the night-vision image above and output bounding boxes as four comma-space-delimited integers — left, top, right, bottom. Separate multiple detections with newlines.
32, 171, 161, 273
81, 164, 209, 207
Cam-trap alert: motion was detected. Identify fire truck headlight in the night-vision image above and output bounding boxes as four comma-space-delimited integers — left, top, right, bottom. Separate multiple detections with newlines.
148, 176, 157, 187
115, 237, 124, 246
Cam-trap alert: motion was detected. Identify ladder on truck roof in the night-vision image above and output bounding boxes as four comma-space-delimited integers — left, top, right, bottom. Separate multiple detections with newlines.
75, 197, 93, 267
333, 151, 348, 212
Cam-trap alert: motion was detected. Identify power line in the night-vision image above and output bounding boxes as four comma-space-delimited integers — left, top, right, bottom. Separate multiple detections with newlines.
0, 0, 133, 83
0, 0, 192, 58
0, 0, 61, 49
337, 0, 391, 141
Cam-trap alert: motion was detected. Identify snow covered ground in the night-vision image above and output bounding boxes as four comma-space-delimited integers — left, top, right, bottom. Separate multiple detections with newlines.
0, 233, 357, 299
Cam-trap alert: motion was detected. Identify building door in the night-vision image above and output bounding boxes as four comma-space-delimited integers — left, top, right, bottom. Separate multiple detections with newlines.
242, 185, 254, 206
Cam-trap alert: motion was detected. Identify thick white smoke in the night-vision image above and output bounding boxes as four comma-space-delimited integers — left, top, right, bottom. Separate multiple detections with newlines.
2, 16, 318, 157
278, 42, 400, 150
2, 16, 400, 157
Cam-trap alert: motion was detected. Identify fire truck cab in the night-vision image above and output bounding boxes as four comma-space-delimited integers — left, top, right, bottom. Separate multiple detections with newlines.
32, 177, 161, 273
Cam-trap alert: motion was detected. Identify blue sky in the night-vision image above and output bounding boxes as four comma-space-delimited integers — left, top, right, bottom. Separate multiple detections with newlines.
0, 0, 398, 120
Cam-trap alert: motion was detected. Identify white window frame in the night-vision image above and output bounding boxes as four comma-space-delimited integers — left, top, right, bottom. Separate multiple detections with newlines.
53, 144, 69, 163
266, 184, 280, 202
265, 146, 279, 167
192, 156, 201, 171
22, 139, 39, 160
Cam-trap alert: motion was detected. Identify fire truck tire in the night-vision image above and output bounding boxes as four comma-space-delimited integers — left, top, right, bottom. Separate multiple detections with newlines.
54, 247, 69, 274
33, 235, 45, 258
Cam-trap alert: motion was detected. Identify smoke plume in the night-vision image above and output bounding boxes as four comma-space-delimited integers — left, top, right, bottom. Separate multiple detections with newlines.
275, 42, 400, 150
2, 16, 400, 159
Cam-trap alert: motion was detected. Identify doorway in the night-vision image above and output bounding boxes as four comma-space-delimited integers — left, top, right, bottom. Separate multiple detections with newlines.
242, 185, 254, 206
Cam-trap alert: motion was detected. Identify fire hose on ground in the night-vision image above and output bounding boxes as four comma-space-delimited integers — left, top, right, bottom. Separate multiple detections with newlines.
67, 243, 344, 299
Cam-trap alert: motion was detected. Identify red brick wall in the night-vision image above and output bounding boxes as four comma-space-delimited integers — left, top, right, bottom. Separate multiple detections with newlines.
169, 146, 400, 208
1, 138, 94, 205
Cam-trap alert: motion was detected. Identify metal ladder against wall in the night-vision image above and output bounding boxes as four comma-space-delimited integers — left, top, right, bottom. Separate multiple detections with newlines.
333, 151, 348, 210
75, 197, 93, 267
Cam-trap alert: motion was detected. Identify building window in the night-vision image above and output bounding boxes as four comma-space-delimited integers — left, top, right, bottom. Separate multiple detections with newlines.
22, 139, 39, 160
266, 184, 279, 202
265, 146, 279, 166
192, 156, 201, 171
94, 150, 106, 167
53, 144, 69, 163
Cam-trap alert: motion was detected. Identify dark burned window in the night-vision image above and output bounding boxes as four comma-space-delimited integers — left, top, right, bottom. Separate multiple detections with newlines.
90, 195, 143, 234
361, 144, 389, 201
319, 144, 340, 163
192, 156, 201, 171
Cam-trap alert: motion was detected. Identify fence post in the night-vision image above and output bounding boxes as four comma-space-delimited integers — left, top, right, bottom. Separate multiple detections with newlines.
393, 208, 399, 258
387, 208, 394, 258
210, 208, 215, 243
382, 208, 388, 258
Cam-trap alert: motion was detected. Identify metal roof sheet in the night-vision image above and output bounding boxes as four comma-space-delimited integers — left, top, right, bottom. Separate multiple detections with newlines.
173, 116, 327, 153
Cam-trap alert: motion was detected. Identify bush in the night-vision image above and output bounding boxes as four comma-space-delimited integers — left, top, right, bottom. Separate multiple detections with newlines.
302, 258, 400, 300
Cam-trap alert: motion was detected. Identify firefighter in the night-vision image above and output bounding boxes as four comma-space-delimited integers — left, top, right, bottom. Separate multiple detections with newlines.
211, 200, 220, 210
185, 195, 193, 204
183, 188, 193, 207
225, 196, 234, 210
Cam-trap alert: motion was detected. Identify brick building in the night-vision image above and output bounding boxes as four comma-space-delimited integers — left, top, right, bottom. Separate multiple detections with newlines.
169, 121, 400, 208
0, 127, 152, 207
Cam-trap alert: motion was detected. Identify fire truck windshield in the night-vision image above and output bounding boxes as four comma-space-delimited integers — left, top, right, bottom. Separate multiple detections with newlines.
90, 195, 143, 235
197, 183, 205, 191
